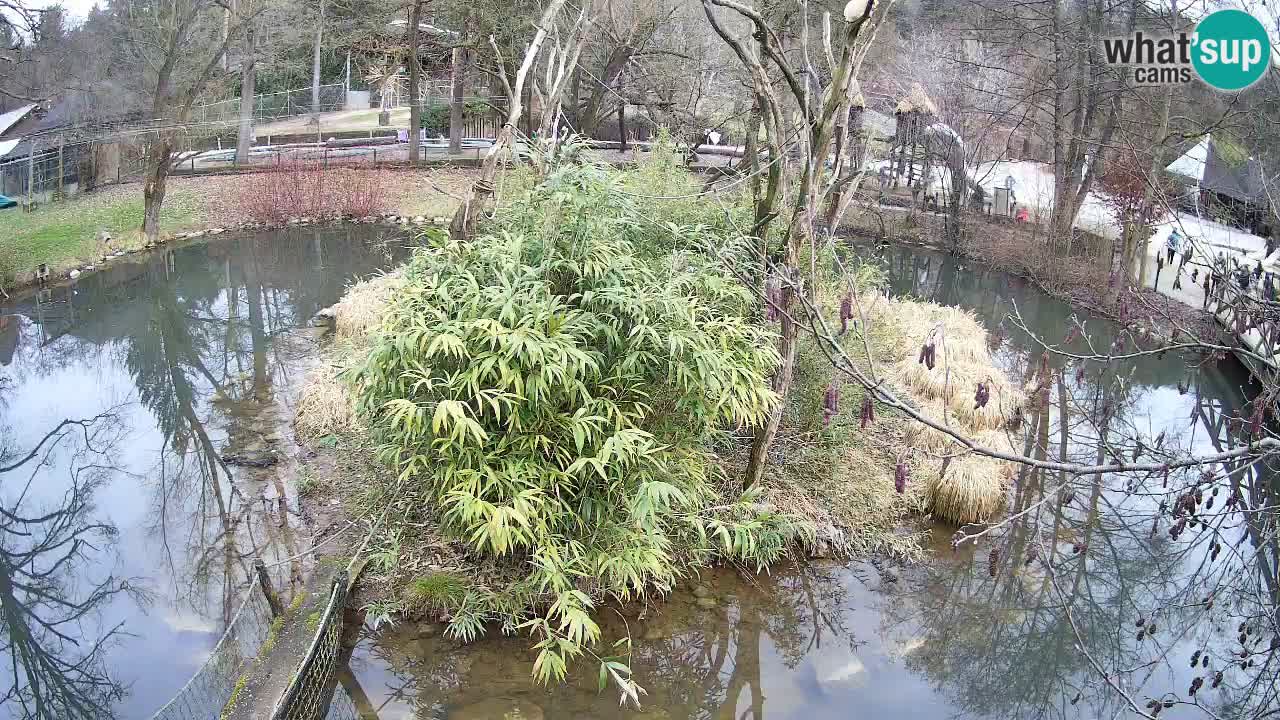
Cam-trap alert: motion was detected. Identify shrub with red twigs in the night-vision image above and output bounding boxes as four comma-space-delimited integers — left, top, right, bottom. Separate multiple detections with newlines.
237, 160, 388, 224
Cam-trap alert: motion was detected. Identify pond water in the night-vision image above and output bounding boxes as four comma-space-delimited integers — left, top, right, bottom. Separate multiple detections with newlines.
0, 225, 408, 719
340, 245, 1278, 719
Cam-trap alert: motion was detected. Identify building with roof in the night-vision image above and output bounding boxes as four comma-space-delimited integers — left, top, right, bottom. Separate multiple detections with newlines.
1165, 134, 1272, 235
0, 100, 101, 205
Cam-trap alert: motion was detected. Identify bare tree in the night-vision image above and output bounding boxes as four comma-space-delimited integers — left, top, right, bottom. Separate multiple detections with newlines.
111, 0, 260, 242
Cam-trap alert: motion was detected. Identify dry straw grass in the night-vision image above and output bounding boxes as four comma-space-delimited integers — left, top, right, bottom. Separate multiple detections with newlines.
333, 271, 406, 341
295, 364, 360, 439
874, 298, 1024, 524
295, 271, 404, 439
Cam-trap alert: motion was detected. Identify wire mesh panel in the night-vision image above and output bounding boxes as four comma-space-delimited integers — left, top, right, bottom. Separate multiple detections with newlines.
150, 586, 276, 720
271, 572, 349, 720
323, 684, 362, 720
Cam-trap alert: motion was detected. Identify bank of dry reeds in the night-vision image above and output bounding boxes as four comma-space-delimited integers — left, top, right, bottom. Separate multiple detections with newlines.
294, 272, 405, 438
880, 299, 1021, 524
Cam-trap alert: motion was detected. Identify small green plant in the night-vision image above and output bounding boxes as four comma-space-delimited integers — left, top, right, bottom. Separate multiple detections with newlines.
220, 673, 250, 720
367, 531, 401, 574
406, 572, 467, 614
316, 434, 339, 449
305, 610, 322, 632
362, 598, 401, 630
296, 467, 318, 495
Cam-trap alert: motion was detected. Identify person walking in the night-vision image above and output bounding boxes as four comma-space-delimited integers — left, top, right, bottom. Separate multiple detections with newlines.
1166, 228, 1183, 266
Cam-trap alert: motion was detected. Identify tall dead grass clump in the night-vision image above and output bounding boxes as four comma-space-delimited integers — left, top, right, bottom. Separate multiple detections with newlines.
333, 271, 405, 341
295, 364, 359, 438
295, 271, 403, 438
877, 298, 1024, 524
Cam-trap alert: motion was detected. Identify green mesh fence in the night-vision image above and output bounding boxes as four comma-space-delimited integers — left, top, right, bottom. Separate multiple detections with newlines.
149, 585, 275, 720
271, 571, 350, 720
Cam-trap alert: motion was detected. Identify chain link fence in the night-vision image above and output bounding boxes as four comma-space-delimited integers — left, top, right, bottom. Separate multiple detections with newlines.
149, 584, 276, 720
271, 571, 350, 720
192, 84, 347, 125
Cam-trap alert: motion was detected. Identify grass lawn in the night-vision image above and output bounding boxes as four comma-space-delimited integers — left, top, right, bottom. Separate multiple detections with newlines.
0, 184, 209, 288
0, 167, 478, 291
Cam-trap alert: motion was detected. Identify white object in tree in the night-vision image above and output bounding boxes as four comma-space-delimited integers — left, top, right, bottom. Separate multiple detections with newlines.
844, 0, 871, 21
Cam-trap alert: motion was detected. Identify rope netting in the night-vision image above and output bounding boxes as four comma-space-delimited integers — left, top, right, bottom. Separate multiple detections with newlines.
149, 585, 276, 720
270, 572, 350, 720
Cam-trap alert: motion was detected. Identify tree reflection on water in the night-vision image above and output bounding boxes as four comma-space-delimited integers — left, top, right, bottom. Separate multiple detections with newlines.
0, 412, 146, 719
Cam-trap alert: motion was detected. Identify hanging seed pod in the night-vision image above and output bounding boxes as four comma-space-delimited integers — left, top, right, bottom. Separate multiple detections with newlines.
918, 340, 937, 370
1132, 441, 1144, 462
1189, 676, 1203, 696
1070, 692, 1081, 705
1024, 545, 1039, 566
1136, 617, 1146, 628
988, 548, 1000, 577
1072, 542, 1085, 555
1202, 655, 1209, 668
1191, 650, 1201, 667
839, 295, 853, 335
1239, 633, 1248, 645
1147, 620, 1157, 635
859, 397, 875, 429
1239, 621, 1248, 634
1206, 496, 1214, 510
1177, 380, 1188, 395
894, 461, 908, 494
1211, 543, 1221, 561
1212, 671, 1224, 689
1137, 628, 1146, 641
974, 381, 990, 410
822, 383, 840, 427
1075, 364, 1086, 384
1163, 700, 1175, 709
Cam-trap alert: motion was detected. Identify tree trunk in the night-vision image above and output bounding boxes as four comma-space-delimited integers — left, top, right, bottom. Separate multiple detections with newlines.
142, 136, 173, 243
407, 1, 423, 164
1136, 85, 1174, 288
744, 13, 867, 489
449, 45, 466, 154
616, 78, 628, 151
311, 0, 325, 119
236, 22, 256, 165
450, 0, 570, 242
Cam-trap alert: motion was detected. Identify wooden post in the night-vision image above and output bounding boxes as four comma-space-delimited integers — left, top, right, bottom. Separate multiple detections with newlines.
57, 138, 64, 197
254, 559, 285, 617
26, 143, 34, 208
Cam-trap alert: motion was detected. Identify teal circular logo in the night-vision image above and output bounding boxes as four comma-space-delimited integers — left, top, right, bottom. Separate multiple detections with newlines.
1192, 9, 1270, 91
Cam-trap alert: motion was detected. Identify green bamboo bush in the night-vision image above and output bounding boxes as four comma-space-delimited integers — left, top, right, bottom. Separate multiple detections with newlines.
350, 163, 807, 685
